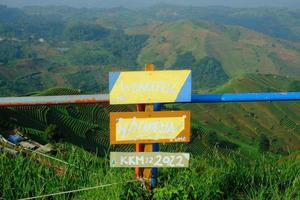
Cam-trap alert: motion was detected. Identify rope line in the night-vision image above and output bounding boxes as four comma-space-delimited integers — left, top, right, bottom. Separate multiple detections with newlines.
24, 148, 73, 166
18, 180, 137, 200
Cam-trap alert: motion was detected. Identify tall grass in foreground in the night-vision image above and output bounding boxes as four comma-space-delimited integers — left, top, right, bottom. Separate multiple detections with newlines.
1, 145, 299, 200
0, 143, 133, 200
153, 151, 300, 200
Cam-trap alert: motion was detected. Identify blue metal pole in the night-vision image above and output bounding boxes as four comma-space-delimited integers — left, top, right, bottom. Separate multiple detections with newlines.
191, 92, 300, 103
151, 103, 162, 189
149, 92, 300, 188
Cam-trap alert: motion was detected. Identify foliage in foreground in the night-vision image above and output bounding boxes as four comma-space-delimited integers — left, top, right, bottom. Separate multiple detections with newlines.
1, 144, 299, 200
0, 143, 132, 200
153, 152, 300, 200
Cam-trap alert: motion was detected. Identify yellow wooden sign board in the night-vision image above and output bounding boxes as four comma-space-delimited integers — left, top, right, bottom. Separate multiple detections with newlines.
110, 111, 190, 144
109, 70, 191, 104
110, 152, 190, 168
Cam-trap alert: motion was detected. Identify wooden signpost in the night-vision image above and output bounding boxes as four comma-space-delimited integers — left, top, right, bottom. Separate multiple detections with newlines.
109, 64, 192, 189
110, 111, 190, 144
110, 152, 190, 168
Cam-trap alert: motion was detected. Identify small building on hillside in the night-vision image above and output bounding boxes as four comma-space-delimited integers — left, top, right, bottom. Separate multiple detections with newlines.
38, 38, 45, 43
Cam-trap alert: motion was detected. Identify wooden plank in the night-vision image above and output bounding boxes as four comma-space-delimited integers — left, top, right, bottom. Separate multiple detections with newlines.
110, 152, 190, 168
110, 111, 190, 144
109, 70, 191, 104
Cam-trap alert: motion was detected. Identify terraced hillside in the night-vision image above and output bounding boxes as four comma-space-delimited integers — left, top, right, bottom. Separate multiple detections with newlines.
0, 88, 135, 153
181, 74, 300, 157
0, 87, 214, 156
0, 74, 299, 158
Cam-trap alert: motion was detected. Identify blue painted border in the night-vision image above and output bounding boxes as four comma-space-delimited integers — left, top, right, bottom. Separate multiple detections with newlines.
109, 72, 120, 92
175, 73, 192, 102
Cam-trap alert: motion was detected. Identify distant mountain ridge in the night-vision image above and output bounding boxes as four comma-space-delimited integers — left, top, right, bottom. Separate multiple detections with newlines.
1, 0, 300, 9
2, 5, 300, 41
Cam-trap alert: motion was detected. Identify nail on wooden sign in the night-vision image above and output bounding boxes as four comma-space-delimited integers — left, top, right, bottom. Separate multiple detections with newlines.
109, 70, 191, 105
110, 152, 190, 168
110, 111, 190, 144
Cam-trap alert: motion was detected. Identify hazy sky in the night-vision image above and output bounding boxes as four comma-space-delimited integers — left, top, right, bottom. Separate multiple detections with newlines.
1, 0, 300, 8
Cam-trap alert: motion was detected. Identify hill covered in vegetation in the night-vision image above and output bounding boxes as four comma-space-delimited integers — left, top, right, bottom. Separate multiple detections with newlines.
1, 6, 300, 96
131, 21, 300, 78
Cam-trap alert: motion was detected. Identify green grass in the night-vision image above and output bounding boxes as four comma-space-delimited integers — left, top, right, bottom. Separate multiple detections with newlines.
1, 145, 299, 200
154, 152, 300, 200
0, 143, 134, 200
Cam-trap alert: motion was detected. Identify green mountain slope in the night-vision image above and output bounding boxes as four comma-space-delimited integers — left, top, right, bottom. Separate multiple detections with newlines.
1, 6, 300, 95
130, 21, 300, 78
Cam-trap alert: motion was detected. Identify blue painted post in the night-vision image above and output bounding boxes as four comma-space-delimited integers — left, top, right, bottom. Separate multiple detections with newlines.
151, 103, 162, 188
191, 92, 300, 103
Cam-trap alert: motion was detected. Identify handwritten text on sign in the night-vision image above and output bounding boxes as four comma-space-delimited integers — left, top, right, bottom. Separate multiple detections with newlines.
110, 152, 190, 168
109, 70, 191, 104
110, 111, 190, 144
